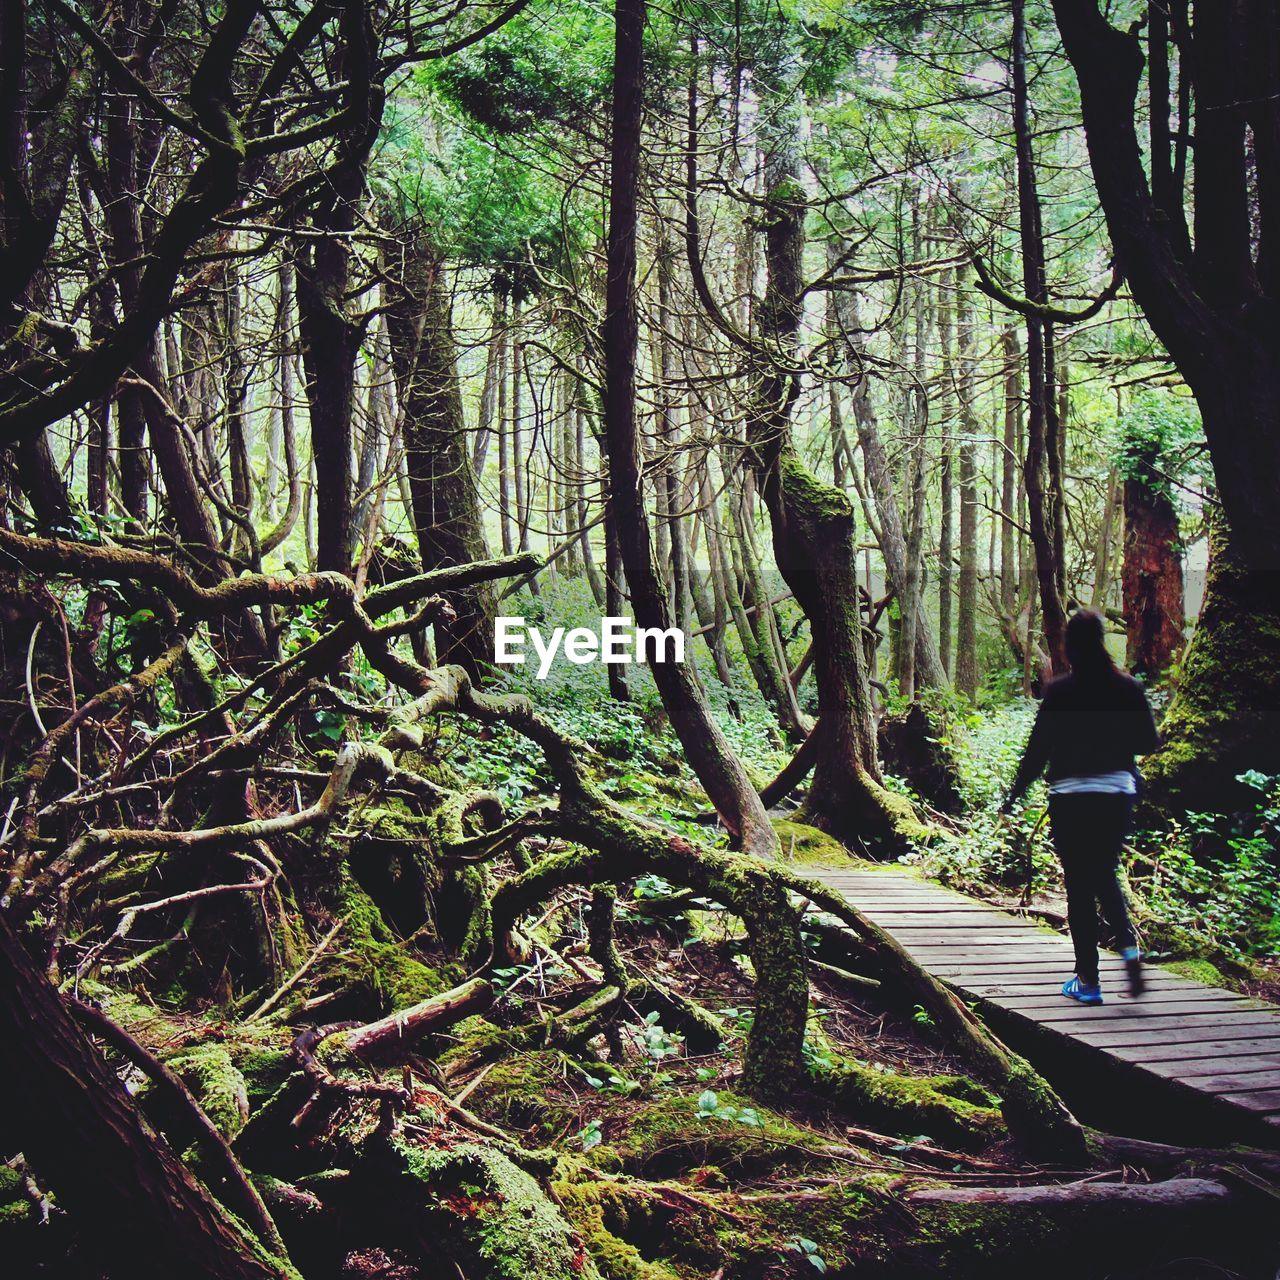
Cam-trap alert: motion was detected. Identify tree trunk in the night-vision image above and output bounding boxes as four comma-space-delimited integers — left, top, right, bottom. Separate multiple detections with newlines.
842, 290, 948, 690
937, 286, 956, 676
1122, 467, 1185, 678
261, 261, 301, 557
1013, 0, 1069, 674
577, 392, 606, 606
472, 296, 505, 477
291, 3, 382, 573
1052, 0, 1280, 802
1000, 328, 1020, 612
896, 232, 930, 703
295, 246, 358, 573
1090, 465, 1120, 612
1143, 511, 1277, 813
603, 492, 630, 701
384, 225, 496, 677
0, 912, 292, 1280
743, 121, 921, 846
732, 480, 807, 736
955, 288, 979, 699
604, 0, 775, 854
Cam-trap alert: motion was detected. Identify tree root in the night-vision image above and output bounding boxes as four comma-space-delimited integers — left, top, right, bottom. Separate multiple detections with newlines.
775, 868, 1089, 1163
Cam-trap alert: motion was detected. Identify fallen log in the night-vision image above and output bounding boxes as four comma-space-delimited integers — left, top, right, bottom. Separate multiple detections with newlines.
340, 977, 494, 1064
910, 1176, 1231, 1209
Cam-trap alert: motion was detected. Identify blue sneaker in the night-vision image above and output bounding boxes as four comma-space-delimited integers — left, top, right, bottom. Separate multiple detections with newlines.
1062, 976, 1103, 1005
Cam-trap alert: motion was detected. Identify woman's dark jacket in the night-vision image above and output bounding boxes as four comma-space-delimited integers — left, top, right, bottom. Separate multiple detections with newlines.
1006, 668, 1160, 804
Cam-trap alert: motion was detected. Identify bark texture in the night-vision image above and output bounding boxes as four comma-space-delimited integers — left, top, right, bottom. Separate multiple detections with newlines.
385, 223, 497, 676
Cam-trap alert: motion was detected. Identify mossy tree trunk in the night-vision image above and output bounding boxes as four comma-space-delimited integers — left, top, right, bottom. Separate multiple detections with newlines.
0, 911, 294, 1280
743, 110, 923, 848
1053, 1, 1280, 795
1144, 513, 1280, 813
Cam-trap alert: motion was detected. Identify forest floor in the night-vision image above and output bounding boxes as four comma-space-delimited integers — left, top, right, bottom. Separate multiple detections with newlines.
5, 606, 1279, 1280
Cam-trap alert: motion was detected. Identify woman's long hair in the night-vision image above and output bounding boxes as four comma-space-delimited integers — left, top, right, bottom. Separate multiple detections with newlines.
1065, 609, 1118, 679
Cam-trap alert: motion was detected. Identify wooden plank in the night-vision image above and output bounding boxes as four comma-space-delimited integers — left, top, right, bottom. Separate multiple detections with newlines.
857, 917, 1032, 930
1016, 1013, 1280, 1042
937, 961, 1223, 983
1222, 1088, 1280, 1112
1141, 1063, 1280, 1093
881, 919, 1059, 929
905, 947, 1074, 961
1077, 1024, 1280, 1052
1196, 1075, 1280, 1096
886, 934, 1056, 946
980, 989, 1245, 1010
1106, 1036, 1280, 1062
938, 970, 1210, 990
855, 909, 994, 917
988, 1001, 1276, 1025
1170, 1056, 1280, 1079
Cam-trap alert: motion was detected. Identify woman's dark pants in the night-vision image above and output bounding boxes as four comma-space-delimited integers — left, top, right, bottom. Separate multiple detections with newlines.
1048, 793, 1137, 987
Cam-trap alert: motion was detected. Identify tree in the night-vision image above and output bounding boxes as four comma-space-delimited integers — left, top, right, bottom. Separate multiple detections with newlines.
384, 213, 496, 675
1052, 0, 1280, 803
1118, 392, 1189, 678
602, 0, 776, 855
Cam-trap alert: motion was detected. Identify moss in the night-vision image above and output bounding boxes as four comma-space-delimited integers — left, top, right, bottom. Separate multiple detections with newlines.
227, 1038, 297, 1106
605, 769, 699, 813
812, 1058, 1002, 1150
467, 1050, 582, 1142
901, 1199, 1064, 1270
382, 1135, 599, 1280
743, 1178, 897, 1272
604, 1092, 827, 1179
322, 870, 460, 1012
771, 818, 855, 867
1165, 957, 1229, 988
1144, 519, 1280, 814
0, 1165, 32, 1227
868, 780, 935, 846
166, 1044, 250, 1140
551, 1180, 681, 1280
85, 981, 185, 1040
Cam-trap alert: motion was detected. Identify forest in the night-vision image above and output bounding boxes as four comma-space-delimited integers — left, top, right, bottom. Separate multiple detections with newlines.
2, 0, 1279, 1276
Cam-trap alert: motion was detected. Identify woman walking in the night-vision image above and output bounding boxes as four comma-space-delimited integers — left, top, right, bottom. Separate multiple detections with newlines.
1001, 610, 1160, 1004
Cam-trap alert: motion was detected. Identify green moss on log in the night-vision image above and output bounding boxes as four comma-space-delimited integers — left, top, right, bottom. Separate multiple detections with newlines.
321, 872, 460, 1011
166, 1044, 250, 1140
380, 1135, 600, 1280
551, 1181, 681, 1280
602, 1092, 827, 1179
811, 1058, 1002, 1150
466, 1050, 583, 1142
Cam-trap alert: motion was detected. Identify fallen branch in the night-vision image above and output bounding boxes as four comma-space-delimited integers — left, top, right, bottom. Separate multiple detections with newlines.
338, 977, 495, 1065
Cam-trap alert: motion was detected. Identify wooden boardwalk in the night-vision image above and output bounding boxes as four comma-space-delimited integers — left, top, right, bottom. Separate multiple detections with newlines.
805, 864, 1280, 1142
